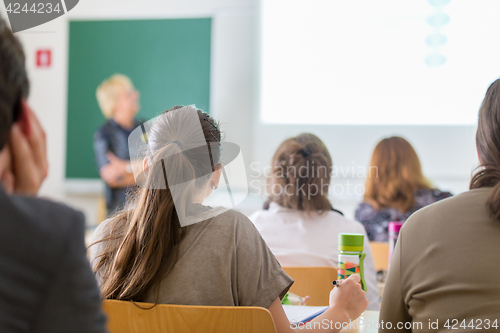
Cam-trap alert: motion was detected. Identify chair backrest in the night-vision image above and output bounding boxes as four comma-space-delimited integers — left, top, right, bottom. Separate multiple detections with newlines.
282, 267, 337, 306
102, 300, 277, 333
369, 242, 389, 271
97, 195, 107, 224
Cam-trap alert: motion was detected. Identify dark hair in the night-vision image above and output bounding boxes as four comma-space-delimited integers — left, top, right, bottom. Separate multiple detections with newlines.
92, 105, 222, 302
0, 17, 29, 150
264, 133, 333, 212
470, 78, 500, 220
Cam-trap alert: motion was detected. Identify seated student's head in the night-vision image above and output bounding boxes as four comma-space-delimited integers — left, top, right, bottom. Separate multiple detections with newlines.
0, 18, 38, 192
471, 78, 500, 219
263, 133, 333, 212
96, 74, 140, 121
94, 105, 222, 301
0, 18, 29, 149
363, 136, 431, 212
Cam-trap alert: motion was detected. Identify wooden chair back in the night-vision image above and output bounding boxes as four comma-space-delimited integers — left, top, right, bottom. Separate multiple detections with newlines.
369, 242, 389, 271
282, 266, 337, 306
97, 195, 107, 224
102, 299, 277, 333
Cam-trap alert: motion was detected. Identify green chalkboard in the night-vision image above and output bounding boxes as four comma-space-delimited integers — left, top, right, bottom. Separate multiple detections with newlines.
66, 18, 211, 179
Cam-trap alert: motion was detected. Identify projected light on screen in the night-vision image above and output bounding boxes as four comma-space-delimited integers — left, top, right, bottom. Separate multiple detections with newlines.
260, 0, 500, 125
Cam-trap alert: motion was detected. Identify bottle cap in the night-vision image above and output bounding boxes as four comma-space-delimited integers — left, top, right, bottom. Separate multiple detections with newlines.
338, 233, 364, 252
388, 221, 404, 234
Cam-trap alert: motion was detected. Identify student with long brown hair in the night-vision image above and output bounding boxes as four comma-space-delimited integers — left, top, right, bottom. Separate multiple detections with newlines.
380, 79, 500, 332
355, 136, 451, 242
89, 106, 368, 333
250, 133, 380, 310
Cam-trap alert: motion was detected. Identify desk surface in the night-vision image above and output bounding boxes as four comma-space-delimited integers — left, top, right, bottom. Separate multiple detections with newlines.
341, 311, 379, 333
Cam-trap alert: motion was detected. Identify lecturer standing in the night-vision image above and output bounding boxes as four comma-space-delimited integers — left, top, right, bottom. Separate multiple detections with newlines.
94, 74, 142, 216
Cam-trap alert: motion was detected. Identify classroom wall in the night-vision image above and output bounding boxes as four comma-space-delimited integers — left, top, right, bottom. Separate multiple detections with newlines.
0, 0, 480, 224
0, 0, 258, 225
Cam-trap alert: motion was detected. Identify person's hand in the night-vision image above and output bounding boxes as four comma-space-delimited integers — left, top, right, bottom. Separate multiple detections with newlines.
100, 152, 130, 188
329, 274, 369, 322
0, 147, 14, 193
7, 102, 48, 195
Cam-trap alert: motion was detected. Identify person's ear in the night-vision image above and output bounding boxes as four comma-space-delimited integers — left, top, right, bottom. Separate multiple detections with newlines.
210, 163, 223, 189
143, 157, 150, 177
17, 100, 33, 137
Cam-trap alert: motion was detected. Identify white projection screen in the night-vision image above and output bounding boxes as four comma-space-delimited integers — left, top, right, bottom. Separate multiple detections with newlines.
260, 0, 500, 125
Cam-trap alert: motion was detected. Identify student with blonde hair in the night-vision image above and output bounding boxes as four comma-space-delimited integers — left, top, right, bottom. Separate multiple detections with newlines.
355, 136, 451, 242
94, 74, 142, 215
250, 133, 380, 310
89, 107, 368, 333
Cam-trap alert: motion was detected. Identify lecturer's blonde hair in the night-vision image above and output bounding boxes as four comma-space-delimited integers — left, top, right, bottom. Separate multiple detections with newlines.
96, 74, 133, 118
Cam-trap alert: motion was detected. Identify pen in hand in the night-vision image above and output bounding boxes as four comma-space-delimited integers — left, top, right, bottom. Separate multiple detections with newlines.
332, 280, 343, 288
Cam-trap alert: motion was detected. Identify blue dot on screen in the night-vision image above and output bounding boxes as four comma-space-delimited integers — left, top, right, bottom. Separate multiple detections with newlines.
428, 0, 451, 6
427, 13, 450, 27
425, 54, 447, 67
425, 33, 448, 47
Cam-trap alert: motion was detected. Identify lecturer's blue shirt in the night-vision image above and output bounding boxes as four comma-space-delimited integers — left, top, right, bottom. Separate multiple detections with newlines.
93, 118, 142, 216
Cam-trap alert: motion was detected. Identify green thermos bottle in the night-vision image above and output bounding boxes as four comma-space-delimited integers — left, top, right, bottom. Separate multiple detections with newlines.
338, 233, 367, 292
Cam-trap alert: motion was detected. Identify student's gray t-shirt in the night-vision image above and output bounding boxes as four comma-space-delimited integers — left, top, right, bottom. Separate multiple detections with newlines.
89, 208, 294, 308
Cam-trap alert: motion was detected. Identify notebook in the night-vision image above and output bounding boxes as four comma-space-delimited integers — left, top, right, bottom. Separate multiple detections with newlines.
283, 305, 329, 324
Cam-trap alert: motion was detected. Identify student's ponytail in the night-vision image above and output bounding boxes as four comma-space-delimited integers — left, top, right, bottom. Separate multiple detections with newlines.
264, 133, 333, 213
92, 106, 221, 302
470, 78, 500, 221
